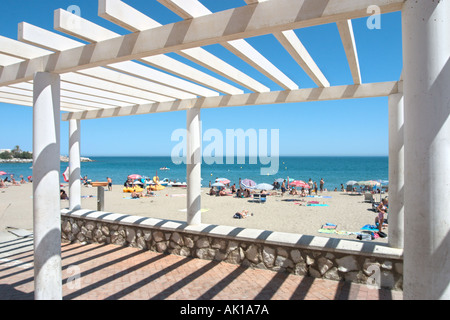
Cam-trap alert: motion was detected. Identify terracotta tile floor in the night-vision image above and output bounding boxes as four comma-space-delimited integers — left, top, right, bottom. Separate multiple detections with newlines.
0, 239, 403, 301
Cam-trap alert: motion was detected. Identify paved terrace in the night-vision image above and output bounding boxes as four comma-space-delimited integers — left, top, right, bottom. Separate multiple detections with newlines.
0, 231, 402, 301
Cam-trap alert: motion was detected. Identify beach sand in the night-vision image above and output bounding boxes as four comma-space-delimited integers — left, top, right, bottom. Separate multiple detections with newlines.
0, 182, 388, 243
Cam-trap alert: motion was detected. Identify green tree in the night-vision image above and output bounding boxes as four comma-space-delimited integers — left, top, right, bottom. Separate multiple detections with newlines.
0, 151, 12, 159
11, 145, 22, 158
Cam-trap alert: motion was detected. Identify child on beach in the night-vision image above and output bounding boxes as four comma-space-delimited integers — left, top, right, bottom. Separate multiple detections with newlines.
376, 198, 388, 230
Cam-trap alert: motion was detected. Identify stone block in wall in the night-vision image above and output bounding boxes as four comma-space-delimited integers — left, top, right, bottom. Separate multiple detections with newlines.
336, 255, 359, 273
262, 246, 275, 268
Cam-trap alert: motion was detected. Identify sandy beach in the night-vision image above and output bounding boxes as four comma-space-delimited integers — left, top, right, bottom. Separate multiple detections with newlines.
0, 181, 388, 244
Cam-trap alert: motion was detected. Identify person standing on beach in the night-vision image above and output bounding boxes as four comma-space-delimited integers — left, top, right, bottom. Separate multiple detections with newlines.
314, 182, 318, 195
320, 178, 324, 192
308, 179, 313, 195
107, 177, 112, 191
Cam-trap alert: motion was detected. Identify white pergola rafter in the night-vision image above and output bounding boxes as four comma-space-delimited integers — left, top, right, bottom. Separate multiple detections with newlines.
98, 0, 266, 93
158, 0, 299, 90
54, 8, 220, 98
3, 0, 449, 301
62, 81, 400, 120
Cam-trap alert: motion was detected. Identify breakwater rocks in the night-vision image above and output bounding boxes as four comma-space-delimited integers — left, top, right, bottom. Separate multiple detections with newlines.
0, 156, 94, 163
0, 158, 32, 163
59, 156, 94, 162
61, 215, 403, 290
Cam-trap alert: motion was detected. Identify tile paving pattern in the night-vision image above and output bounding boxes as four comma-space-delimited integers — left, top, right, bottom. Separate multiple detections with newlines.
0, 237, 403, 301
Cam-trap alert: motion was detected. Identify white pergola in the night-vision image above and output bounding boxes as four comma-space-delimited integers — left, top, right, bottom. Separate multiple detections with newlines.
0, 0, 448, 300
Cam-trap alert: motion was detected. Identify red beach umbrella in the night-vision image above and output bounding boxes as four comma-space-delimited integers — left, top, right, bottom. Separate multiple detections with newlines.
128, 174, 142, 180
289, 180, 309, 188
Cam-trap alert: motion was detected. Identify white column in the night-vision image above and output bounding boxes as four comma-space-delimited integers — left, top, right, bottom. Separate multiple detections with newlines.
388, 93, 404, 249
32, 72, 62, 300
69, 119, 81, 211
402, 0, 450, 300
186, 107, 202, 225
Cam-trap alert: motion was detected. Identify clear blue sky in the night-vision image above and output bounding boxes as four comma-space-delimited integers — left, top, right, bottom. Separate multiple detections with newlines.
0, 0, 402, 157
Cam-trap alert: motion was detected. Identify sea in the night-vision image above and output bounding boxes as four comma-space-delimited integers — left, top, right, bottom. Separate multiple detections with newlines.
1, 156, 388, 190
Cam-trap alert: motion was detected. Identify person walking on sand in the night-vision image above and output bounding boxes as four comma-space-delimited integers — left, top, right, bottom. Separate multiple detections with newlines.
107, 177, 112, 191
314, 182, 318, 195
308, 179, 313, 195
320, 178, 324, 192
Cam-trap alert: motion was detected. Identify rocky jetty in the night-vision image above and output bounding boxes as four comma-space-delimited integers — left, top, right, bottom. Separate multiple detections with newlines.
0, 156, 94, 163
59, 155, 94, 162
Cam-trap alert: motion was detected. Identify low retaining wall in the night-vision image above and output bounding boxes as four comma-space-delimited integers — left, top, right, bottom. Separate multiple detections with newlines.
61, 209, 403, 290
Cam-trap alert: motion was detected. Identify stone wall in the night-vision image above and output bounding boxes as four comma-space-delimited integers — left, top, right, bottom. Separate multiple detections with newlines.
61, 209, 403, 290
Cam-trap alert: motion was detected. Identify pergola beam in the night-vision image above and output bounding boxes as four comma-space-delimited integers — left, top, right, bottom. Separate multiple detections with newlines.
0, 0, 404, 86
336, 19, 362, 85
98, 0, 247, 95
18, 21, 184, 101
0, 89, 108, 110
274, 30, 330, 87
159, 0, 298, 90
61, 72, 176, 102
62, 81, 399, 121
54, 9, 220, 97
5, 82, 131, 108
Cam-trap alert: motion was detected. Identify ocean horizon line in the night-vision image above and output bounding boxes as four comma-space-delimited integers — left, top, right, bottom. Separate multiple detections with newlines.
77, 154, 389, 158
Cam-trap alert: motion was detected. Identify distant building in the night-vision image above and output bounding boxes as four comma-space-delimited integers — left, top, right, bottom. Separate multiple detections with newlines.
0, 149, 11, 153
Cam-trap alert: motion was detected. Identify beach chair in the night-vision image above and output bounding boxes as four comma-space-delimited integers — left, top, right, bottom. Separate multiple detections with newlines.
252, 193, 260, 203
260, 194, 267, 204
364, 192, 374, 202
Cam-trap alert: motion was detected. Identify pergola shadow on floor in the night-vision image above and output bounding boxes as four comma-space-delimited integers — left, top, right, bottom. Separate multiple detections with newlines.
0, 0, 448, 299
0, 236, 403, 300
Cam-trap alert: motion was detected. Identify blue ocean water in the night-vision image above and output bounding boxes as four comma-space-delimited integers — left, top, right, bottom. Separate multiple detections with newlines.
1, 156, 388, 190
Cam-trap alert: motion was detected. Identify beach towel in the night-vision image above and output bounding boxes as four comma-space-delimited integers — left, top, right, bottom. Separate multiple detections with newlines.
321, 223, 337, 229
318, 228, 336, 234
361, 224, 379, 231
178, 208, 209, 212
307, 195, 332, 199
307, 204, 329, 207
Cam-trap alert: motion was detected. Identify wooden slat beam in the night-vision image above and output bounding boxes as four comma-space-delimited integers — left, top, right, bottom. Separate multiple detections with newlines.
98, 0, 250, 94
55, 8, 219, 97
62, 81, 400, 120
336, 19, 362, 85
159, 0, 298, 90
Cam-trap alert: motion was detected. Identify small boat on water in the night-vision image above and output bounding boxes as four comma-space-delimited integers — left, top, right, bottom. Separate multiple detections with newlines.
159, 178, 187, 187
171, 182, 187, 187
159, 167, 170, 170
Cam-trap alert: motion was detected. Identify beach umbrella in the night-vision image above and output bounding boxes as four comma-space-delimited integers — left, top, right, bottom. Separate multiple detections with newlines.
215, 178, 230, 184
361, 180, 381, 186
289, 180, 308, 188
133, 180, 143, 185
128, 174, 141, 180
0, 171, 7, 175
241, 178, 256, 189
275, 178, 284, 183
255, 183, 274, 191
346, 180, 358, 186
211, 182, 225, 188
